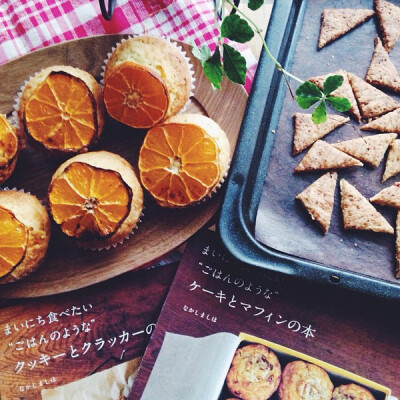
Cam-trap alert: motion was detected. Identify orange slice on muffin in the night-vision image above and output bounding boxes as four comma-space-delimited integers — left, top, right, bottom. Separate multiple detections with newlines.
104, 62, 169, 129
139, 114, 230, 207
0, 190, 50, 283
0, 206, 28, 279
48, 151, 143, 249
0, 114, 20, 184
19, 66, 104, 154
103, 35, 192, 129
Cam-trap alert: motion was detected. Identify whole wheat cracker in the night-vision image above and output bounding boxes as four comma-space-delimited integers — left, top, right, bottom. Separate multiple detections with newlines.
308, 70, 361, 122
396, 211, 400, 278
361, 108, 400, 133
332, 133, 397, 168
296, 172, 337, 234
293, 113, 349, 155
383, 139, 400, 182
294, 140, 363, 173
347, 72, 400, 119
318, 8, 375, 50
340, 179, 394, 234
366, 36, 400, 93
370, 182, 400, 208
375, 0, 400, 52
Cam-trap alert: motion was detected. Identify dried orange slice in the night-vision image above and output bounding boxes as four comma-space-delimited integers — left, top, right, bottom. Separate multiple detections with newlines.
104, 36, 192, 128
0, 190, 50, 283
0, 114, 20, 184
104, 61, 169, 129
0, 207, 27, 279
19, 66, 104, 154
139, 114, 231, 207
48, 151, 143, 249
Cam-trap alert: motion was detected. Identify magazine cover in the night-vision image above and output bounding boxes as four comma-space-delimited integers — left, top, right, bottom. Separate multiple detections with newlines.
132, 229, 399, 400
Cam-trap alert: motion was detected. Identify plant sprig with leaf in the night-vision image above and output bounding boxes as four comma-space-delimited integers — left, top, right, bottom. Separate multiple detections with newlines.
192, 0, 351, 124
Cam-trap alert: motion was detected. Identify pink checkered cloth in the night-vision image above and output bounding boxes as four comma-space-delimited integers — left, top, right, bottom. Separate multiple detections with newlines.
0, 0, 257, 92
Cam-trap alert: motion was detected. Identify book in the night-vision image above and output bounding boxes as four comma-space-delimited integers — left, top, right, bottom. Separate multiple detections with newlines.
131, 229, 399, 399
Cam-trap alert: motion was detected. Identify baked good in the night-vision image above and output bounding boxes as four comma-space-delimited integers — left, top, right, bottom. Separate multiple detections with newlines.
318, 8, 375, 50
383, 139, 400, 182
375, 0, 400, 52
0, 113, 21, 184
18, 65, 104, 155
47, 151, 143, 250
226, 344, 281, 400
370, 181, 400, 208
139, 114, 230, 207
296, 172, 337, 234
361, 108, 400, 133
0, 190, 50, 283
332, 384, 375, 400
340, 179, 394, 234
103, 35, 192, 128
366, 36, 400, 93
292, 113, 349, 155
294, 141, 363, 173
332, 133, 397, 168
278, 360, 333, 400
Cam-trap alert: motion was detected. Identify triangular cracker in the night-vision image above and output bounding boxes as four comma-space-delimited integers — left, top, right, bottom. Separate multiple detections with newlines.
383, 139, 400, 182
366, 36, 400, 93
347, 72, 400, 119
340, 179, 394, 234
296, 172, 337, 234
333, 133, 397, 168
293, 113, 349, 155
318, 8, 375, 49
396, 211, 400, 278
308, 70, 361, 122
370, 182, 400, 208
375, 0, 400, 51
294, 140, 363, 173
361, 108, 400, 133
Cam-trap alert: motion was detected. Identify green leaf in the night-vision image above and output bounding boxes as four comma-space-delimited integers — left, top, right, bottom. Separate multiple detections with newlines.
204, 47, 223, 89
192, 44, 211, 64
312, 101, 327, 124
327, 96, 351, 112
296, 95, 321, 109
323, 75, 344, 96
295, 81, 323, 99
221, 14, 254, 43
248, 0, 264, 11
222, 43, 246, 84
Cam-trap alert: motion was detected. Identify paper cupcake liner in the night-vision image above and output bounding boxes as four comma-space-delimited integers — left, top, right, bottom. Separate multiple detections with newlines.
11, 74, 34, 129
100, 34, 196, 115
78, 208, 145, 252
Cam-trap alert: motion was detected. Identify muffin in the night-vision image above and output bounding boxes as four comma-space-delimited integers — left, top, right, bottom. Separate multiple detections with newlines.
226, 344, 282, 400
103, 35, 192, 128
332, 384, 375, 400
47, 151, 143, 250
278, 361, 333, 400
0, 113, 21, 185
138, 113, 231, 207
0, 190, 50, 283
18, 65, 104, 155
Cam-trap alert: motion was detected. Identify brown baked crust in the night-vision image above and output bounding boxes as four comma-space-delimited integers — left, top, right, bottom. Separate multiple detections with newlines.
49, 151, 143, 249
332, 384, 376, 400
226, 344, 281, 400
0, 190, 51, 283
18, 65, 104, 154
278, 361, 333, 400
104, 35, 191, 119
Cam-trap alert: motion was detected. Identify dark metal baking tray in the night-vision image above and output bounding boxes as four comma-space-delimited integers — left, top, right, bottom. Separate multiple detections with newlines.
218, 0, 400, 300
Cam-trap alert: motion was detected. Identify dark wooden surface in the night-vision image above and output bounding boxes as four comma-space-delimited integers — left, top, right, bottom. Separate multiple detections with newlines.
0, 263, 177, 400
256, 0, 400, 284
132, 229, 400, 399
0, 34, 247, 298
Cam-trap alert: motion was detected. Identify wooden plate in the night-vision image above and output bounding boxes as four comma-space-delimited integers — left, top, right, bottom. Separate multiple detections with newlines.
0, 34, 247, 298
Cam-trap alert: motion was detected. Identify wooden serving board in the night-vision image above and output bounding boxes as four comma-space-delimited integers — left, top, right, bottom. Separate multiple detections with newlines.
0, 34, 247, 299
